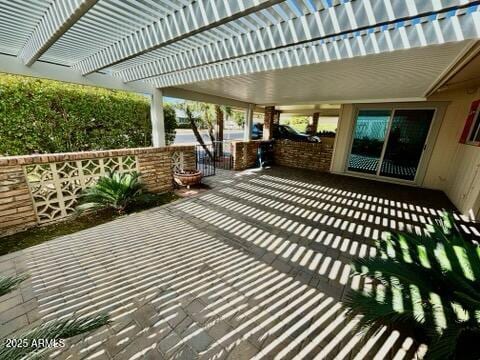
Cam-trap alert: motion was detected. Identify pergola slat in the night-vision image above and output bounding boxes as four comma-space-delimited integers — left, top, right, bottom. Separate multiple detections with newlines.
146, 6, 480, 88
19, 0, 98, 66
115, 0, 477, 83
73, 0, 285, 75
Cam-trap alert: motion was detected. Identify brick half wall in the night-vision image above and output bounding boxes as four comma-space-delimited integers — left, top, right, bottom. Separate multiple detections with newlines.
232, 138, 335, 172
0, 145, 195, 237
232, 140, 262, 170
274, 138, 334, 171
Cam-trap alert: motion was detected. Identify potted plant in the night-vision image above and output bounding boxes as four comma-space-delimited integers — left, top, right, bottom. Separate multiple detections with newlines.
173, 169, 203, 189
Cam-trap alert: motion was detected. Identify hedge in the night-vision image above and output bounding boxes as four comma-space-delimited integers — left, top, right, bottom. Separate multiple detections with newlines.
0, 73, 176, 156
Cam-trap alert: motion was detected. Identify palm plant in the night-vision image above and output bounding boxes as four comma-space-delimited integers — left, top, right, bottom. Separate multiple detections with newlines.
0, 273, 29, 296
77, 171, 145, 214
0, 274, 110, 359
345, 213, 480, 359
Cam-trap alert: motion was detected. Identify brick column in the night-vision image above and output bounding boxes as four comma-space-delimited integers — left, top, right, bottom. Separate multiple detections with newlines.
263, 106, 275, 140
0, 165, 36, 236
308, 112, 320, 135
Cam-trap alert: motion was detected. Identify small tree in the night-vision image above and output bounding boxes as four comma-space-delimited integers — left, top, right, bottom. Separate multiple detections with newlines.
231, 110, 245, 128
176, 101, 231, 160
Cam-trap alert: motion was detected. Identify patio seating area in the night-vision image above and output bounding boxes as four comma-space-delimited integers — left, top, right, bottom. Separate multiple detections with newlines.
2, 167, 478, 359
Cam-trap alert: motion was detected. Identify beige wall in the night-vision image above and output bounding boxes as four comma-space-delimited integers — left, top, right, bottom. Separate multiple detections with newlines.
427, 88, 480, 218
331, 88, 480, 219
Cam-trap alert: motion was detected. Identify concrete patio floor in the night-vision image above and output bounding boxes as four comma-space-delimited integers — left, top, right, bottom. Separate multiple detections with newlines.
1, 167, 479, 359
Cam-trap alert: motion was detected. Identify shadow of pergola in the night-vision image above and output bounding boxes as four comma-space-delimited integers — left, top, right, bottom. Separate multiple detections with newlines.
22, 168, 479, 359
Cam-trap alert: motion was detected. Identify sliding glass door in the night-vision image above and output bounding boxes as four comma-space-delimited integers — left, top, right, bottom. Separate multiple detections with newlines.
348, 108, 435, 182
348, 110, 390, 175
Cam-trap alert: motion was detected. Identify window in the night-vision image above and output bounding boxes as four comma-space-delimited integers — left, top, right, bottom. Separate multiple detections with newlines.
467, 107, 480, 145
461, 99, 480, 146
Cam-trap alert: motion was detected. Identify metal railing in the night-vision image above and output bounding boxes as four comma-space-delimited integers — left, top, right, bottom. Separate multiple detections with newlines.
195, 140, 233, 177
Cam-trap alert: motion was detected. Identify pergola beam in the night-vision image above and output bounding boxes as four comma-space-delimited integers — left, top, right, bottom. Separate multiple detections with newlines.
0, 53, 153, 94
279, 109, 340, 117
74, 0, 284, 75
147, 6, 480, 88
19, 0, 98, 66
162, 87, 254, 108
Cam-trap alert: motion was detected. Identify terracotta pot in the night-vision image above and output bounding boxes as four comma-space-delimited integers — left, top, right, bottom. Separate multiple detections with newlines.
173, 169, 203, 189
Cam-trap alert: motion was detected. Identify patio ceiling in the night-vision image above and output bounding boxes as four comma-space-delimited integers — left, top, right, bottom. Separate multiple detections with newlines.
174, 41, 470, 104
0, 1, 480, 104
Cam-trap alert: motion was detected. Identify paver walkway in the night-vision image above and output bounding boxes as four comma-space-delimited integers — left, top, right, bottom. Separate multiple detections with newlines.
1, 167, 479, 359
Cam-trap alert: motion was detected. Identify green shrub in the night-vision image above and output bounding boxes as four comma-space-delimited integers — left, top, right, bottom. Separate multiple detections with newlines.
77, 172, 146, 214
345, 213, 480, 360
0, 73, 176, 155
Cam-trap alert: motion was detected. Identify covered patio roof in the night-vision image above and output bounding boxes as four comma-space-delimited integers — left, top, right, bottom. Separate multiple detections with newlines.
1, 1, 479, 105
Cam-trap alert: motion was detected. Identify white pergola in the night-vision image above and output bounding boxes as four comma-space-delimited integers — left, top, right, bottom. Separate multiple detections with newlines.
1, 0, 480, 144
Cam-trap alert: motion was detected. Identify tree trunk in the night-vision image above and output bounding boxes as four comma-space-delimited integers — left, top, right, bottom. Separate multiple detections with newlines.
189, 116, 213, 160
214, 105, 224, 157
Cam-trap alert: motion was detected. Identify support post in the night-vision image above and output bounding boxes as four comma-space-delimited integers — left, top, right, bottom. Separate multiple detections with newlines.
273, 110, 281, 125
150, 88, 165, 147
244, 104, 254, 141
308, 112, 320, 135
263, 106, 275, 140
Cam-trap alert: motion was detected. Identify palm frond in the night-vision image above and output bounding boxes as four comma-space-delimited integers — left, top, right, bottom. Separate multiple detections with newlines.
0, 273, 29, 297
426, 321, 480, 360
0, 313, 110, 360
344, 290, 425, 337
351, 257, 436, 292
77, 171, 145, 214
345, 211, 480, 359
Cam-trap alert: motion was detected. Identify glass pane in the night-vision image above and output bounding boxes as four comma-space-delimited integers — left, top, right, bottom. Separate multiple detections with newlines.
468, 111, 480, 143
348, 110, 391, 174
380, 109, 434, 181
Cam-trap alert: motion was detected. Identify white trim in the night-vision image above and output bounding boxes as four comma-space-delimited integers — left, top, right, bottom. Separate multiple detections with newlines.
0, 54, 153, 94
374, 109, 395, 177
465, 106, 480, 146
424, 40, 480, 96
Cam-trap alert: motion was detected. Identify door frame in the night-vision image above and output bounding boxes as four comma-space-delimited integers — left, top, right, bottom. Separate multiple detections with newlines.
344, 102, 448, 186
